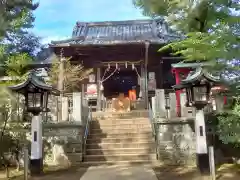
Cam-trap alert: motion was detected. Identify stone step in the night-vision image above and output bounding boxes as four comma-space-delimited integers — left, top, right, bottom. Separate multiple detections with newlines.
86, 142, 155, 149
92, 110, 149, 119
87, 137, 154, 144
91, 118, 150, 125
84, 153, 156, 162
90, 122, 151, 129
90, 128, 152, 134
81, 160, 160, 166
88, 132, 153, 139
86, 148, 155, 155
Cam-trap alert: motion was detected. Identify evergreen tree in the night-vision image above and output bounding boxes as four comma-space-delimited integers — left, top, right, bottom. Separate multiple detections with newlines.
134, 0, 240, 145
0, 0, 38, 38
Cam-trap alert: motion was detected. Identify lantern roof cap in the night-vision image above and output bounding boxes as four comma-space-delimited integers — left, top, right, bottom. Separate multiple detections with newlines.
8, 71, 60, 95
182, 67, 220, 84
172, 67, 221, 90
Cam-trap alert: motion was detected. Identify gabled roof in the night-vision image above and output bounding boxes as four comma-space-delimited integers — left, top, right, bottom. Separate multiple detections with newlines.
51, 18, 181, 46
182, 67, 220, 84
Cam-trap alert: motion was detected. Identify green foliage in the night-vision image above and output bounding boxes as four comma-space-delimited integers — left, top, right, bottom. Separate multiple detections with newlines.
134, 0, 240, 144
217, 100, 240, 145
0, 0, 40, 59
0, 0, 38, 173
134, 0, 240, 63
0, 0, 38, 39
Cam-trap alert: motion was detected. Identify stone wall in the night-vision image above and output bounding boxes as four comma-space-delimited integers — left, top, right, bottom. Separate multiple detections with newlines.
155, 118, 196, 166
43, 122, 84, 166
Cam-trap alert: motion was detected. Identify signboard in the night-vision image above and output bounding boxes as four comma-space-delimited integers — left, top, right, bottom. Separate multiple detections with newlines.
148, 72, 156, 91
87, 84, 97, 95
148, 79, 156, 91
149, 72, 155, 80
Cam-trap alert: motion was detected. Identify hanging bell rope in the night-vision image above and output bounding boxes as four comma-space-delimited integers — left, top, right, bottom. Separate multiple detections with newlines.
101, 63, 118, 83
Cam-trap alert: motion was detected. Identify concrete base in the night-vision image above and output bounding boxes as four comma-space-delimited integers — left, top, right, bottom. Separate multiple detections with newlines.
30, 158, 43, 175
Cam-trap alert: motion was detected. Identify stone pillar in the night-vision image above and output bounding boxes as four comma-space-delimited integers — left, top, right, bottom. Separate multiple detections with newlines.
180, 92, 195, 117
72, 92, 82, 124
169, 93, 177, 118
195, 108, 209, 174
61, 97, 69, 121
151, 96, 156, 118
96, 68, 101, 111
180, 92, 187, 117
155, 89, 165, 118
30, 115, 43, 175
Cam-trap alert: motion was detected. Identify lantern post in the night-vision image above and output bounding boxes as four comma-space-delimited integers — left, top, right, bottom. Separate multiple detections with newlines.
8, 72, 59, 175
173, 67, 220, 175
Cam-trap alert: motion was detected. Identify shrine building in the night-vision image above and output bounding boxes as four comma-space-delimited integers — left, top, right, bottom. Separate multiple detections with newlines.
36, 18, 194, 113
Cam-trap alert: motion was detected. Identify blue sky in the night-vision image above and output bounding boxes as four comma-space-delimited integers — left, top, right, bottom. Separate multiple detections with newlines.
33, 0, 148, 44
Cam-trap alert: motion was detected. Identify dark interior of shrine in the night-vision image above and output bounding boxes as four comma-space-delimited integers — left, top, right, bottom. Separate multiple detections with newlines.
103, 68, 139, 98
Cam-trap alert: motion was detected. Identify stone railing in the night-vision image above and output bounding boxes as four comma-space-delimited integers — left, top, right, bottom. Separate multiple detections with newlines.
151, 89, 225, 119
150, 89, 226, 166
43, 122, 84, 166
155, 117, 196, 166
6, 122, 85, 167
4, 91, 91, 167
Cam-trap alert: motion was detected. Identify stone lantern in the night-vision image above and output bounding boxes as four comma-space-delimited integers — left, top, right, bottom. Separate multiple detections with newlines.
8, 72, 59, 175
173, 67, 221, 174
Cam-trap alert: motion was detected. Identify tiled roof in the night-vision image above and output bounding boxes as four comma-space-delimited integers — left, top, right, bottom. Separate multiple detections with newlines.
51, 18, 181, 46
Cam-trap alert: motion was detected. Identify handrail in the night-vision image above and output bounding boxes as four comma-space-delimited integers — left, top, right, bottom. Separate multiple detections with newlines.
148, 102, 158, 159
82, 106, 92, 161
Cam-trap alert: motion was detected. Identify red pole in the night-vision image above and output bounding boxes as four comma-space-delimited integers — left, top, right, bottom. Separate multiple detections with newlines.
172, 68, 181, 117
172, 68, 191, 117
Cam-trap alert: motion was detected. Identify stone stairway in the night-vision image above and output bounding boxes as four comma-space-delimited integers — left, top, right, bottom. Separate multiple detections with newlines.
83, 110, 157, 165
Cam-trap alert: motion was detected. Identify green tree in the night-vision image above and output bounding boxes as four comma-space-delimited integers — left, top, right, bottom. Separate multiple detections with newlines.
0, 0, 38, 38
134, 0, 239, 86
134, 0, 240, 144
0, 55, 31, 176
0, 1, 38, 174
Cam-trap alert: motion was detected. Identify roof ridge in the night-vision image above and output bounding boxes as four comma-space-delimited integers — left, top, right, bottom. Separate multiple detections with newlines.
76, 19, 154, 27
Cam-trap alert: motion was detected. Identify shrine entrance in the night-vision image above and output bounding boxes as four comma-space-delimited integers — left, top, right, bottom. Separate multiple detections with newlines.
100, 64, 143, 112
103, 69, 138, 99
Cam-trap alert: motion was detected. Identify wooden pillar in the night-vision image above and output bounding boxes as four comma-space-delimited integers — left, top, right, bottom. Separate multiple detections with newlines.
141, 65, 146, 108
144, 41, 150, 109
97, 67, 101, 111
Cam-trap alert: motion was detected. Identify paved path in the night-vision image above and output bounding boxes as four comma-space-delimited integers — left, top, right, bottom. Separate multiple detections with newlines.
79, 165, 158, 180
32, 165, 212, 180
32, 165, 159, 180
